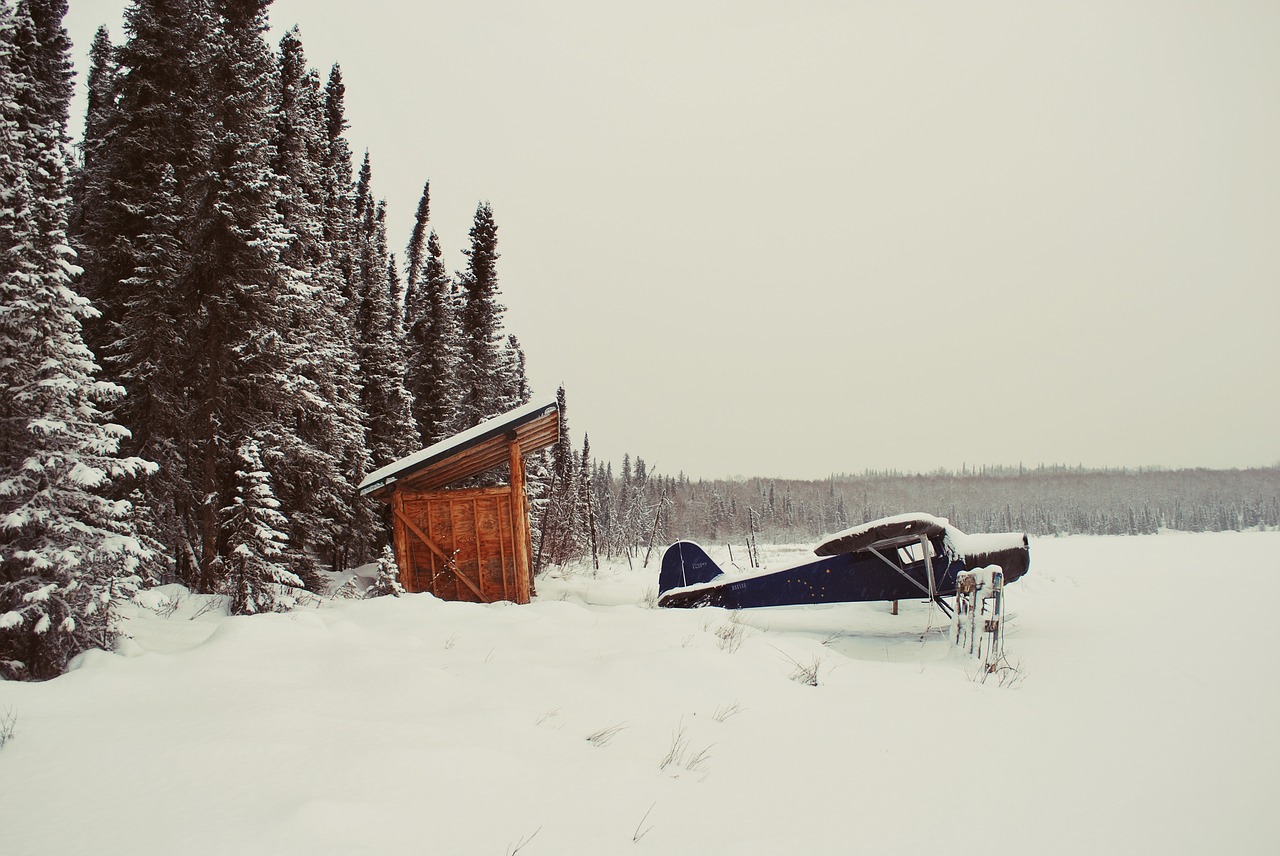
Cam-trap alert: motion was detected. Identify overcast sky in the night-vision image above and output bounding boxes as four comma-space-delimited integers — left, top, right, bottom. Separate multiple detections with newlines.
65, 1, 1279, 479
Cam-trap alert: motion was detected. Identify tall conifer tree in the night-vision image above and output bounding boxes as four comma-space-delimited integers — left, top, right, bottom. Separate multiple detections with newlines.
405, 229, 460, 446
351, 158, 417, 468
271, 26, 370, 577
403, 180, 429, 312
71, 0, 219, 582
0, 0, 155, 679
456, 201, 507, 429
316, 61, 382, 568
172, 0, 295, 593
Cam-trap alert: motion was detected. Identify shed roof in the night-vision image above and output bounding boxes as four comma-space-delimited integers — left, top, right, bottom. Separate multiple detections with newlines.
358, 398, 560, 498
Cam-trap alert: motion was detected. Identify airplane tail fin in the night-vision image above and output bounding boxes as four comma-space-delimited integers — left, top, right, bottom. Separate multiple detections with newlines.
658, 541, 725, 595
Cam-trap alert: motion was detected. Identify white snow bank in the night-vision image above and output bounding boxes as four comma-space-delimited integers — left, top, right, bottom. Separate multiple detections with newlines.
0, 533, 1277, 856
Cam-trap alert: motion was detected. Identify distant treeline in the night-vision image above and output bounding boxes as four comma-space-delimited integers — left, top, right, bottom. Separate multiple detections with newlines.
541, 461, 1280, 565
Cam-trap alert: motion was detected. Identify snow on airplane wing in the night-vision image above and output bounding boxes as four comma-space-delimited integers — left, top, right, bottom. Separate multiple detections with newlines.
813, 512, 949, 557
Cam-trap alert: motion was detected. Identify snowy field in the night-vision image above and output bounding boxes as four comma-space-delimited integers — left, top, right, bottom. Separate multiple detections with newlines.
2, 532, 1277, 855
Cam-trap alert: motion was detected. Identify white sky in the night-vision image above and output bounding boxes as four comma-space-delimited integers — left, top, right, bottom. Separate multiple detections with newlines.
65, 1, 1280, 479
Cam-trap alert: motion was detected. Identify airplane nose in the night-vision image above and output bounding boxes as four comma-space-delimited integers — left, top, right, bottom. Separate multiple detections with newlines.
995, 536, 1031, 584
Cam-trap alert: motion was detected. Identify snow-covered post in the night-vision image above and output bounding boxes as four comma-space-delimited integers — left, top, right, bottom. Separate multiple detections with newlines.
953, 566, 1005, 662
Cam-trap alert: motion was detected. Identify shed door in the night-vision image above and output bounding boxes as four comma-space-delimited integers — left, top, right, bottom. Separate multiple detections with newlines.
396, 489, 523, 603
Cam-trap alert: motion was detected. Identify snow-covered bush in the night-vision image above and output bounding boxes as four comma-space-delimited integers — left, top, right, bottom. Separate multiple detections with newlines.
332, 577, 363, 600
364, 546, 405, 599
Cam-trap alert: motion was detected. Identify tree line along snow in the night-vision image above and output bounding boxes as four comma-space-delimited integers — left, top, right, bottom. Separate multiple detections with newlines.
537, 462, 1280, 567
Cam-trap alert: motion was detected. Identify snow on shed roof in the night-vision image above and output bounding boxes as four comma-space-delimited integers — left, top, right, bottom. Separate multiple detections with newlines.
358, 398, 560, 498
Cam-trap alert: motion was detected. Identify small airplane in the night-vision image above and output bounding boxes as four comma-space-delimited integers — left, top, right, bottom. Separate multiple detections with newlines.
657, 513, 1029, 617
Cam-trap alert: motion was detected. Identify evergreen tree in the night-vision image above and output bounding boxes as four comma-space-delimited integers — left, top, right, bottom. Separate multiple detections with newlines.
351, 158, 417, 468
403, 180, 429, 312
316, 61, 380, 569
577, 433, 598, 569
81, 25, 114, 160
455, 201, 507, 428
538, 386, 580, 566
551, 385, 574, 487
502, 334, 531, 408
270, 26, 369, 579
311, 60, 381, 568
320, 64, 356, 303
0, 0, 155, 679
363, 544, 405, 598
221, 438, 300, 615
387, 250, 404, 339
176, 0, 295, 592
74, 0, 216, 352
66, 24, 114, 240
404, 229, 461, 446
70, 0, 219, 582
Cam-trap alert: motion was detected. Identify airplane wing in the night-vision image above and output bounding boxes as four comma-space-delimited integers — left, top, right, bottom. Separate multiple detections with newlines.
813, 512, 948, 557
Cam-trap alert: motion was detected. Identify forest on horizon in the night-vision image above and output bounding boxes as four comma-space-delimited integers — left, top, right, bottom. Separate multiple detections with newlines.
538, 460, 1280, 569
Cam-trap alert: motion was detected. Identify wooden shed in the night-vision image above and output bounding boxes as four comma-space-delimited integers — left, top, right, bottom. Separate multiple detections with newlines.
358, 398, 560, 604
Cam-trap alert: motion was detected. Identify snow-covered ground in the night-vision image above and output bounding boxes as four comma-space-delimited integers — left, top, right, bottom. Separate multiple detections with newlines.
2, 532, 1277, 855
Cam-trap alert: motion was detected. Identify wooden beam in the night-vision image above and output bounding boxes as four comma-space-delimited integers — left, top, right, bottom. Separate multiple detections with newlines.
470, 494, 485, 601
508, 435, 532, 604
392, 505, 487, 602
496, 494, 510, 600
402, 485, 512, 503
388, 420, 562, 495
392, 492, 416, 593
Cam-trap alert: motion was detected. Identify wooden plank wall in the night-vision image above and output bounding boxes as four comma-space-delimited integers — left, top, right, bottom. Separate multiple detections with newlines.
393, 485, 529, 603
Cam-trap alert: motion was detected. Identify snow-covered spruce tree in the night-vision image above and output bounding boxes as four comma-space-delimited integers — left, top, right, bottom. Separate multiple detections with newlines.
502, 334, 531, 409
387, 250, 405, 343
174, 0, 298, 594
530, 386, 568, 569
320, 64, 355, 301
591, 458, 614, 558
270, 26, 371, 582
363, 544, 404, 598
0, 1, 156, 680
73, 0, 215, 367
65, 24, 113, 242
405, 228, 461, 446
402, 180, 430, 314
220, 438, 301, 614
455, 201, 507, 429
69, 0, 220, 583
577, 433, 599, 568
314, 61, 381, 570
351, 157, 417, 469
537, 386, 581, 568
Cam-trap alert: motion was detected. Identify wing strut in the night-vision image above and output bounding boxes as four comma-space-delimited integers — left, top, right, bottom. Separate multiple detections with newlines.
920, 534, 953, 618
866, 538, 953, 619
